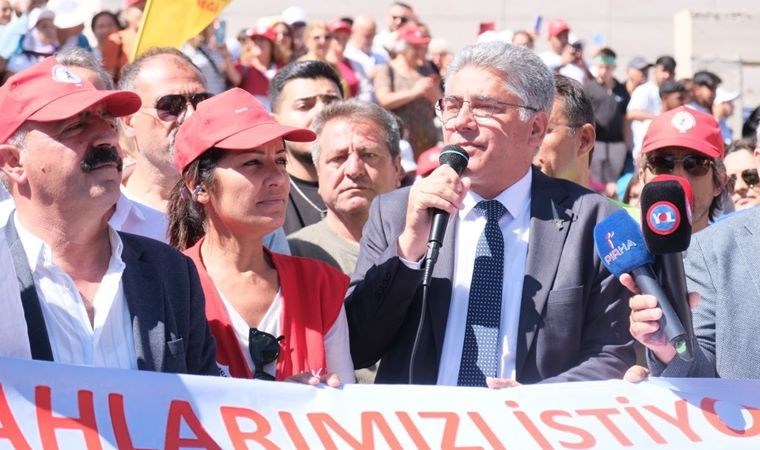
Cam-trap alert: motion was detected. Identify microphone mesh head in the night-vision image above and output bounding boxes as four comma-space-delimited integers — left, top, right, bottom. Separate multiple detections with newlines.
438, 145, 469, 176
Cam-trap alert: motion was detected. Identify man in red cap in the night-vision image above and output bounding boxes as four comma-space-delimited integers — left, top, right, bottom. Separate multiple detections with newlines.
636, 105, 727, 232
539, 18, 571, 71
0, 57, 219, 374
627, 125, 760, 379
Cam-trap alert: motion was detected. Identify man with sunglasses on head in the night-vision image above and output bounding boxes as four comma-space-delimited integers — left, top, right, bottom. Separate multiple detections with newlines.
636, 105, 727, 233
346, 41, 634, 387
0, 57, 218, 374
723, 139, 760, 211
627, 126, 760, 379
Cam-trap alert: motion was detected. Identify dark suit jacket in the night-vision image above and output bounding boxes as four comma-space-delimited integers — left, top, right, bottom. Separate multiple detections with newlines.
346, 168, 635, 384
5, 221, 219, 376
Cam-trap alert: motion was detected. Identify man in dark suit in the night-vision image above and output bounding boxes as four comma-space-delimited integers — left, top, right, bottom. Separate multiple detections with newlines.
0, 56, 218, 375
346, 41, 634, 386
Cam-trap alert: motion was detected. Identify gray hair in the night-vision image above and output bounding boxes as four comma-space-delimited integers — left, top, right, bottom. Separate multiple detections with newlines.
309, 99, 401, 164
445, 41, 555, 121
55, 47, 115, 90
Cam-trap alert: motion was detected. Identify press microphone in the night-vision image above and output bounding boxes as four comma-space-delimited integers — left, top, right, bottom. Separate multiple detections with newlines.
640, 174, 695, 361
593, 210, 691, 360
422, 145, 469, 286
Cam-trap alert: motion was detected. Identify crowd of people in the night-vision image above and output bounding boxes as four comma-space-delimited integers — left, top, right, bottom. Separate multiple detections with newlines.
0, 0, 759, 394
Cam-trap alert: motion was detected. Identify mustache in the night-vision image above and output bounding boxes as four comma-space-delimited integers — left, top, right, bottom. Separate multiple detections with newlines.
80, 145, 123, 173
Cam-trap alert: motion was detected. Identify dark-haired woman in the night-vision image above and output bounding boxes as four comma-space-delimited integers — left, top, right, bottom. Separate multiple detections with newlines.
167, 88, 354, 382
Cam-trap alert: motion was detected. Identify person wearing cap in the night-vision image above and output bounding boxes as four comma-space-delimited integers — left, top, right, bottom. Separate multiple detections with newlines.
584, 47, 630, 197
347, 41, 634, 386
538, 18, 570, 71
688, 70, 721, 115
99, 0, 145, 82
0, 57, 218, 374
48, 0, 91, 53
288, 99, 402, 276
166, 88, 354, 383
374, 23, 441, 159
627, 55, 677, 161
658, 79, 688, 112
624, 56, 650, 95
636, 106, 727, 233
236, 24, 280, 109
280, 6, 308, 58
4, 7, 57, 79
326, 19, 373, 102
268, 60, 344, 235
712, 86, 739, 145
626, 127, 760, 379
0, 0, 47, 62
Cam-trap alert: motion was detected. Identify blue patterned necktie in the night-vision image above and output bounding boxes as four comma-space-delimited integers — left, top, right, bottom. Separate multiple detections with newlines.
457, 199, 507, 387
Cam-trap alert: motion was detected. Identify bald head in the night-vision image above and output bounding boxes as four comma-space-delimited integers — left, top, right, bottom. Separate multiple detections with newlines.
350, 14, 377, 52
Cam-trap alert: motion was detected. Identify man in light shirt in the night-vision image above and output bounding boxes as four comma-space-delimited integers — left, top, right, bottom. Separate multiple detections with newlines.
0, 56, 218, 374
346, 41, 634, 386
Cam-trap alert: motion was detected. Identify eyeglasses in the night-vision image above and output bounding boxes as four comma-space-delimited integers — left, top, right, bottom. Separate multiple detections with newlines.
392, 15, 410, 25
435, 96, 538, 123
151, 92, 214, 120
645, 154, 713, 177
728, 168, 760, 192
248, 328, 284, 381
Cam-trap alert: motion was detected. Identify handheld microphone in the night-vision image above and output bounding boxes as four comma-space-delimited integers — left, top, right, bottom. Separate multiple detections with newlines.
422, 145, 469, 286
593, 210, 691, 360
640, 175, 695, 361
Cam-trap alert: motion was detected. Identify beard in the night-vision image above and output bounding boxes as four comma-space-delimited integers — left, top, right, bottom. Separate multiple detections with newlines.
80, 144, 123, 173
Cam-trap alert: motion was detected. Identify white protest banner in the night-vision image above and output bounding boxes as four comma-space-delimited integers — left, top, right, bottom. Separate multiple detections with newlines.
1, 357, 760, 449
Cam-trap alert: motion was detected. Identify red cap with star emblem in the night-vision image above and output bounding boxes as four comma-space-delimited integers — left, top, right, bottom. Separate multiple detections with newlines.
641, 106, 724, 159
0, 56, 141, 144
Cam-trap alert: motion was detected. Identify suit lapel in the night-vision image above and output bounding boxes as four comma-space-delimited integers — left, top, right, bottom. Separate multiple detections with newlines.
428, 214, 457, 361
516, 170, 573, 374
121, 236, 165, 372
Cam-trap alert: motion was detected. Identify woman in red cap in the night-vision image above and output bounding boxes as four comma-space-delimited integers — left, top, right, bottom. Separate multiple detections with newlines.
374, 23, 441, 159
167, 88, 354, 383
235, 24, 281, 110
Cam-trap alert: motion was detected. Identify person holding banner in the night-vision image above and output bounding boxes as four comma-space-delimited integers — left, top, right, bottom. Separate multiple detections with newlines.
0, 56, 219, 375
167, 88, 354, 383
346, 41, 634, 386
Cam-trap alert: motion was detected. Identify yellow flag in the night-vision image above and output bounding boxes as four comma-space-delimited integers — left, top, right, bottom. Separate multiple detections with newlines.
132, 0, 231, 60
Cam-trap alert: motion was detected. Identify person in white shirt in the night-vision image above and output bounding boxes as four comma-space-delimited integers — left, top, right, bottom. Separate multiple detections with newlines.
626, 55, 676, 161
0, 56, 218, 374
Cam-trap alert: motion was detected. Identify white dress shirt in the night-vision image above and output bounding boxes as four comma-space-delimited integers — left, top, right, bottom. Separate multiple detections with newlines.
114, 189, 170, 242
15, 216, 137, 369
627, 81, 661, 160
436, 169, 532, 385
0, 230, 30, 359
220, 290, 356, 383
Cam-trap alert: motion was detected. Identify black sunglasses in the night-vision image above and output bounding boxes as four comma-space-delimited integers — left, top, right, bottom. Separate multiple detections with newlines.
154, 92, 214, 118
248, 328, 284, 381
728, 168, 760, 192
645, 154, 713, 177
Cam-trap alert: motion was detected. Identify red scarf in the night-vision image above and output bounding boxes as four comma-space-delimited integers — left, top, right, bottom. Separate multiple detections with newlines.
185, 238, 348, 380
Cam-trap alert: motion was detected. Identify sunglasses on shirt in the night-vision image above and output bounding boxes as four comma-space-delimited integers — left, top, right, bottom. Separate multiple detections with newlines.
153, 92, 214, 119
645, 154, 713, 177
728, 168, 760, 192
248, 328, 284, 381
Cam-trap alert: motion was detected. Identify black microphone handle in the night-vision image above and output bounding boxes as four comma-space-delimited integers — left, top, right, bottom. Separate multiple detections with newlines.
423, 208, 449, 286
631, 265, 693, 361
657, 253, 695, 358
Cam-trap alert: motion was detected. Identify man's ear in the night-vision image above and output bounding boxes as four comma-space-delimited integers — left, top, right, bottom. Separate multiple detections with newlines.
577, 123, 596, 158
118, 113, 137, 139
528, 111, 549, 149
0, 144, 26, 185
393, 155, 403, 187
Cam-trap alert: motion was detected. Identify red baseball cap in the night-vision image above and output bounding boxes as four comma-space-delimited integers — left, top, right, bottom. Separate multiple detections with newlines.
398, 24, 430, 45
641, 106, 725, 159
416, 145, 441, 177
328, 20, 351, 34
547, 18, 571, 38
173, 88, 316, 172
0, 56, 141, 144
246, 24, 277, 42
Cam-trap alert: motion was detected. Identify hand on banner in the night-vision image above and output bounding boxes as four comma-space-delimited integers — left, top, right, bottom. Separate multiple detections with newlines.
485, 377, 521, 389
622, 365, 650, 383
286, 370, 342, 388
